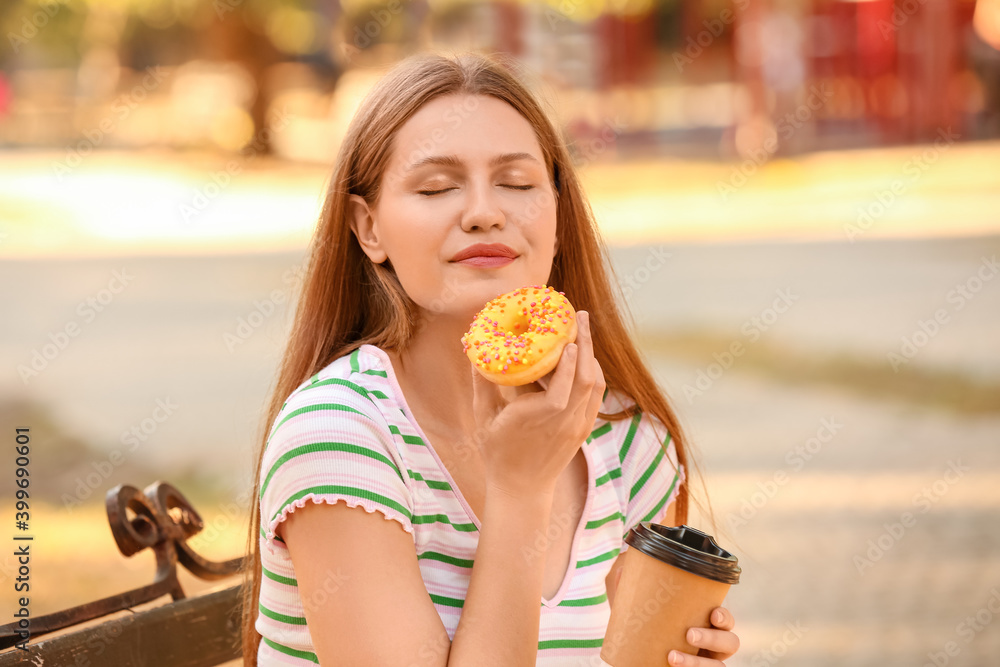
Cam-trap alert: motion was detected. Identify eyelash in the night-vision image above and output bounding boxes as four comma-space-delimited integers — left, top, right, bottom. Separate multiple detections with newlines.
417, 185, 535, 196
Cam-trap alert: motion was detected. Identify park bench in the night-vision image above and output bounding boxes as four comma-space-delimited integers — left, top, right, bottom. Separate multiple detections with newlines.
0, 480, 246, 666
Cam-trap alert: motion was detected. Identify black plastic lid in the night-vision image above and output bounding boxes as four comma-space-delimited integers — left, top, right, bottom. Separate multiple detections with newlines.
624, 523, 741, 585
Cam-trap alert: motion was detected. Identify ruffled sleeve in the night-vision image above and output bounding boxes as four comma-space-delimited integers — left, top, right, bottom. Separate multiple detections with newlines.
258, 378, 415, 554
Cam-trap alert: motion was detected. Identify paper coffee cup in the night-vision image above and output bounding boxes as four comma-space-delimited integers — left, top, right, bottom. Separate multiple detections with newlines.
600, 523, 741, 667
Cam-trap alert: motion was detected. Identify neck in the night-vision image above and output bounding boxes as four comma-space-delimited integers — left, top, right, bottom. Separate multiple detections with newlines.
387, 310, 478, 436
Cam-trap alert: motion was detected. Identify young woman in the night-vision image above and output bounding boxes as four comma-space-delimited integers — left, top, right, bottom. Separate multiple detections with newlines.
240, 51, 740, 666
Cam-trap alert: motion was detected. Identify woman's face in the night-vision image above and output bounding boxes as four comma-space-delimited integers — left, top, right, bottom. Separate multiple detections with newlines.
349, 93, 559, 321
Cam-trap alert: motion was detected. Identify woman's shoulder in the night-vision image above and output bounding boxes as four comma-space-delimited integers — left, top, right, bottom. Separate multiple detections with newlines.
277, 345, 392, 411
590, 387, 676, 462
264, 345, 396, 450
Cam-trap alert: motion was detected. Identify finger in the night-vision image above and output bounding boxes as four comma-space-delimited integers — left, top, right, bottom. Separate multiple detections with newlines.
667, 649, 728, 667
686, 626, 740, 660
470, 364, 504, 421
710, 607, 736, 631
567, 311, 595, 406
543, 343, 577, 409
535, 370, 553, 392
575, 310, 594, 369
579, 360, 606, 426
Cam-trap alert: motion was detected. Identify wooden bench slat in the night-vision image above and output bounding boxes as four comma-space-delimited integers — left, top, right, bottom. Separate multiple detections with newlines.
0, 584, 244, 667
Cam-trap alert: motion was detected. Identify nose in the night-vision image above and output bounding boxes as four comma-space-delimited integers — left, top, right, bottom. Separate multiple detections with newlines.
460, 180, 506, 232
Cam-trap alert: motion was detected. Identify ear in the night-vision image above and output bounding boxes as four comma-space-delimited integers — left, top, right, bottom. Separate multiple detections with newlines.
348, 194, 388, 264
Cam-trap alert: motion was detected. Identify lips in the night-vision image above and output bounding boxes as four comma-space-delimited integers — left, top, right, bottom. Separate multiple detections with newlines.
450, 243, 517, 263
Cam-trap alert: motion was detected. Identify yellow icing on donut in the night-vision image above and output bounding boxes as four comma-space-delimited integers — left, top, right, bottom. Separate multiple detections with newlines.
461, 285, 578, 386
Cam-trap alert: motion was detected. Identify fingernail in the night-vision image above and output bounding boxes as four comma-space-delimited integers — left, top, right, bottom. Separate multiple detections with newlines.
668, 650, 683, 665
688, 628, 701, 643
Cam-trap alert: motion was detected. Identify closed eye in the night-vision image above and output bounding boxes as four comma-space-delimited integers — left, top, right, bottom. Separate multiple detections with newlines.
418, 184, 535, 196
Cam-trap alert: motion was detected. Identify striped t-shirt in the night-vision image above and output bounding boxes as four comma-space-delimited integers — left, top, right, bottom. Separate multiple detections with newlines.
256, 343, 684, 666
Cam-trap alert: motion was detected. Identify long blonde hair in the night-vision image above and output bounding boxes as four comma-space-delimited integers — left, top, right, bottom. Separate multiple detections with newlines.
240, 50, 701, 663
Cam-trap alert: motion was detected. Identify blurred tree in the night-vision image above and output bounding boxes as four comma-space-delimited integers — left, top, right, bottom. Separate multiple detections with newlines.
201, 0, 283, 154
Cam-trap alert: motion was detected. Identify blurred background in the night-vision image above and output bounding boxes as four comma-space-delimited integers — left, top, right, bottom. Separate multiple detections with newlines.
2, 0, 999, 665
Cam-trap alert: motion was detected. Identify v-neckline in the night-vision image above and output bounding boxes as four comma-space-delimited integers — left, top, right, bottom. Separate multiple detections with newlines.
366, 343, 595, 608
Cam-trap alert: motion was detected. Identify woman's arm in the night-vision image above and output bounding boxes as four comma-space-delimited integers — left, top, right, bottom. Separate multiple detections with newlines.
281, 488, 556, 667
448, 486, 555, 665
281, 501, 451, 666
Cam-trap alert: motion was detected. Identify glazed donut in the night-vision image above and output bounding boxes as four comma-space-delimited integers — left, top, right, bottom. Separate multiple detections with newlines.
462, 285, 578, 386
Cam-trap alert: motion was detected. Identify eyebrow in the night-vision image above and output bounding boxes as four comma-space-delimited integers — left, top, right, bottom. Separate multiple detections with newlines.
404, 152, 541, 173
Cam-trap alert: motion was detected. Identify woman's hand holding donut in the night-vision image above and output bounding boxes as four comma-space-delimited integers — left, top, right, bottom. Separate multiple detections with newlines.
470, 310, 605, 499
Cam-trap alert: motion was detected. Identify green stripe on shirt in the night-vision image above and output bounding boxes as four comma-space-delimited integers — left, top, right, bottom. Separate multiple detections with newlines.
418, 550, 474, 568
587, 422, 612, 443
408, 470, 452, 490
262, 566, 297, 586
558, 592, 608, 606
595, 467, 622, 487
262, 637, 319, 663
412, 513, 478, 532
429, 593, 465, 608
630, 445, 666, 502
639, 470, 681, 525
586, 511, 623, 529
576, 547, 620, 568
267, 403, 373, 446
261, 442, 404, 498
304, 377, 389, 400
259, 602, 307, 625
389, 424, 426, 446
271, 485, 413, 524
618, 413, 642, 463
538, 638, 604, 649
